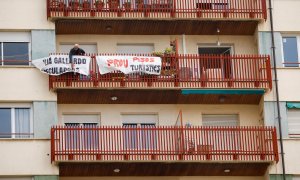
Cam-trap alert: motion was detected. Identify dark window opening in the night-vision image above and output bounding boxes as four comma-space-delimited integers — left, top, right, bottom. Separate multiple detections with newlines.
198, 47, 232, 79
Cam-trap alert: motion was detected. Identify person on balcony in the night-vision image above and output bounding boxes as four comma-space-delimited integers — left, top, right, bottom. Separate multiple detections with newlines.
69, 44, 85, 71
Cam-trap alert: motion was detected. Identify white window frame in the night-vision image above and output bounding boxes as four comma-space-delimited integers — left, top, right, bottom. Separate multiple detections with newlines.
281, 35, 300, 67
0, 103, 33, 139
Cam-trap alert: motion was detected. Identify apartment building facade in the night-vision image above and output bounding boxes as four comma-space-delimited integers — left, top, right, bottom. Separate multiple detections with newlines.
0, 0, 298, 180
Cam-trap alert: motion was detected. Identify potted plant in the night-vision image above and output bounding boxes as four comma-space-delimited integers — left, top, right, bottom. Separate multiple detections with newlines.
69, 0, 80, 10
123, 1, 131, 11
162, 47, 176, 76
94, 0, 105, 10
82, 0, 91, 10
108, 0, 119, 10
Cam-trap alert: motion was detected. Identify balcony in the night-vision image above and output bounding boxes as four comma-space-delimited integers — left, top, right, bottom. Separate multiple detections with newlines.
51, 126, 278, 176
47, 0, 267, 20
49, 54, 272, 90
49, 0, 267, 35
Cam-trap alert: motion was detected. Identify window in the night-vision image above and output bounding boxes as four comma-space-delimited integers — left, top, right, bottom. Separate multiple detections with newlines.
201, 114, 239, 152
287, 109, 300, 136
0, 108, 32, 138
59, 44, 98, 54
122, 114, 158, 149
282, 37, 299, 67
0, 42, 30, 66
198, 46, 232, 79
117, 44, 154, 54
63, 114, 100, 150
196, 0, 229, 10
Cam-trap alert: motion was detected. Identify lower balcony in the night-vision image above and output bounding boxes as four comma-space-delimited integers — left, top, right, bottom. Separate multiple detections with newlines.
49, 54, 272, 90
51, 126, 278, 176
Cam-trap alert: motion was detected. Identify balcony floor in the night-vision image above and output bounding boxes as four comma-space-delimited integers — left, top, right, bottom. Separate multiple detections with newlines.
55, 19, 258, 35
57, 89, 263, 104
59, 162, 270, 176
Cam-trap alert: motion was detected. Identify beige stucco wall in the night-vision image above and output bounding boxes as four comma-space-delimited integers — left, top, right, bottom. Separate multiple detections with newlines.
0, 139, 58, 175
58, 104, 261, 126
56, 35, 258, 54
258, 0, 300, 32
61, 176, 266, 180
265, 69, 300, 102
270, 139, 300, 175
272, 0, 300, 32
0, 0, 54, 30
0, 67, 56, 101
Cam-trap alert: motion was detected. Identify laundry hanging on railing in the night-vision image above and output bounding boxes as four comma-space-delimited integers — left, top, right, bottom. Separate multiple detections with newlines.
96, 56, 162, 75
32, 55, 91, 76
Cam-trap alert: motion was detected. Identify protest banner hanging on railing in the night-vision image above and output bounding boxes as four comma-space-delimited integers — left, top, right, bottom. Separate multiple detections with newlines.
96, 56, 162, 75
32, 55, 91, 76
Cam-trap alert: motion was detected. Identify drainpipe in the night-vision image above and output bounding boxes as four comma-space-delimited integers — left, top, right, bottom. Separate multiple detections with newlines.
182, 34, 186, 54
268, 0, 286, 179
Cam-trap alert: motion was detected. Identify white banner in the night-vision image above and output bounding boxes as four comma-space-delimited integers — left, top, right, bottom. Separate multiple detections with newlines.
32, 55, 91, 76
96, 56, 162, 75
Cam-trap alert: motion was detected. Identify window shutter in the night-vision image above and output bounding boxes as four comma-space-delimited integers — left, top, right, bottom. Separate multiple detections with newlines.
63, 114, 100, 124
287, 109, 300, 134
117, 44, 154, 54
202, 114, 239, 126
122, 114, 158, 124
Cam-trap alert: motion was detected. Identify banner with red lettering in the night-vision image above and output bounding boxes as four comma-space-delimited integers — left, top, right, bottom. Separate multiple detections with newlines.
32, 55, 91, 76
96, 56, 162, 75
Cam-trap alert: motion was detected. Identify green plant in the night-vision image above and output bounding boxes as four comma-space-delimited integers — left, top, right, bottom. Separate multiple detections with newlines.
152, 51, 163, 57
164, 47, 173, 54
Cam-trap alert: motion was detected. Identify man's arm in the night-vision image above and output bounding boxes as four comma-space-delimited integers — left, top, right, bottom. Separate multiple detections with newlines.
79, 48, 85, 55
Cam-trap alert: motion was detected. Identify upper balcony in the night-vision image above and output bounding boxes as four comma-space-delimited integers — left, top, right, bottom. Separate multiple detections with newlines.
47, 0, 267, 20
48, 0, 267, 35
51, 125, 278, 176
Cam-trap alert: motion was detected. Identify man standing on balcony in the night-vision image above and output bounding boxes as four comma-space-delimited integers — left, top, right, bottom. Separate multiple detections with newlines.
69, 44, 85, 71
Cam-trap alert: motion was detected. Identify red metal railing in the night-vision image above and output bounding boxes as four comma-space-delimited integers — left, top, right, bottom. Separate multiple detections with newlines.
47, 0, 267, 20
51, 126, 279, 162
49, 54, 272, 89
